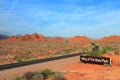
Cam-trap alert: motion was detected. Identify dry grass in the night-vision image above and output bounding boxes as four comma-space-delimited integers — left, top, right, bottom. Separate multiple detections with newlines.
0, 40, 120, 65
0, 41, 89, 64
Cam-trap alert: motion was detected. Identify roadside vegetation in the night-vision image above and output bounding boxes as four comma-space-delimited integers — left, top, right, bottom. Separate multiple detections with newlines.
86, 46, 114, 57
0, 41, 120, 65
82, 43, 116, 57
0, 41, 89, 64
14, 69, 65, 80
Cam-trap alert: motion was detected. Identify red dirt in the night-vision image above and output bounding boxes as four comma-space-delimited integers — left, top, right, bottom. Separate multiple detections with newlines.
1, 34, 120, 80
0, 56, 80, 80
62, 63, 120, 80
62, 53, 120, 80
102, 51, 120, 66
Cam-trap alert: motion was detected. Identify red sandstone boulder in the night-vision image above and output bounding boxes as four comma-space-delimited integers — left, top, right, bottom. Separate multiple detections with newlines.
17, 34, 31, 41
68, 36, 90, 42
46, 37, 54, 42
9, 33, 46, 42
31, 33, 39, 41
23, 34, 31, 41
8, 36, 17, 41
99, 35, 120, 42
30, 33, 46, 42
46, 37, 64, 42
38, 34, 46, 41
54, 37, 64, 42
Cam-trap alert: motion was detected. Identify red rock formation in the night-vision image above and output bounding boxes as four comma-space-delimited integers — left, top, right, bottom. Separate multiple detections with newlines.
23, 34, 31, 40
38, 34, 46, 41
54, 37, 64, 42
7, 33, 46, 42
8, 36, 17, 41
98, 35, 120, 42
31, 33, 39, 41
68, 36, 90, 42
17, 34, 31, 41
30, 33, 46, 42
46, 37, 54, 42
46, 37, 64, 42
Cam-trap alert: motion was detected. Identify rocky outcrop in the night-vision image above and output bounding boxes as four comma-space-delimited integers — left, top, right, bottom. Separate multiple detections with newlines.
68, 36, 90, 42
7, 33, 46, 42
98, 35, 120, 42
54, 37, 64, 42
8, 36, 17, 41
31, 33, 39, 41
39, 34, 46, 41
18, 34, 31, 41
46, 37, 64, 42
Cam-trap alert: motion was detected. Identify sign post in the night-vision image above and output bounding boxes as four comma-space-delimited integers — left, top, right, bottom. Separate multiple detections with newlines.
80, 56, 112, 65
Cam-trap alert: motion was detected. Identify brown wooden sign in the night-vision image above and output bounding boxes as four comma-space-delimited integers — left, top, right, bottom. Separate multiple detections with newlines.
80, 56, 112, 65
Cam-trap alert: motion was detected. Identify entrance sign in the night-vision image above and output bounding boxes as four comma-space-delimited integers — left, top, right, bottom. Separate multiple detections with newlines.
80, 56, 111, 65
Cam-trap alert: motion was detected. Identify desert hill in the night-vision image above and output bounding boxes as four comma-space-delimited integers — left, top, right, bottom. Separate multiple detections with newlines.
0, 34, 8, 40
0, 33, 120, 66
3, 33, 91, 42
2, 33, 120, 42
68, 35, 90, 42
98, 35, 120, 42
3, 33, 90, 42
7, 33, 46, 42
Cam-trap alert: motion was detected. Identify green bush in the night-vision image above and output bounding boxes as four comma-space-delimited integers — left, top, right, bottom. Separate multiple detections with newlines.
82, 48, 89, 53
41, 68, 53, 77
114, 49, 120, 55
16, 58, 22, 63
21, 71, 44, 80
86, 46, 114, 57
101, 46, 114, 54
31, 72, 44, 80
15, 70, 66, 80
52, 72, 66, 80
22, 71, 34, 80
15, 76, 21, 80
87, 50, 102, 57
117, 61, 120, 67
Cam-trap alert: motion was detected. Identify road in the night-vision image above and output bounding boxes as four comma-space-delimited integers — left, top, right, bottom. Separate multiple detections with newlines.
0, 55, 80, 80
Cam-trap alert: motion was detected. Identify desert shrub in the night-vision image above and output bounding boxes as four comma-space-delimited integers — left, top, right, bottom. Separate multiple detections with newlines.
117, 61, 120, 67
114, 49, 120, 55
31, 72, 44, 80
87, 50, 102, 57
22, 71, 34, 80
16, 57, 22, 63
82, 48, 89, 53
15, 76, 21, 80
101, 46, 114, 54
65, 40, 69, 43
41, 68, 53, 77
86, 46, 114, 57
52, 72, 66, 80
21, 71, 44, 80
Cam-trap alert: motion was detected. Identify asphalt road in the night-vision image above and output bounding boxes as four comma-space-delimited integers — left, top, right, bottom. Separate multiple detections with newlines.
0, 55, 80, 80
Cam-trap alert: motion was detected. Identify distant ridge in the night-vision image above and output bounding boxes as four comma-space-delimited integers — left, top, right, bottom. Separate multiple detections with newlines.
1, 33, 120, 42
0, 34, 8, 40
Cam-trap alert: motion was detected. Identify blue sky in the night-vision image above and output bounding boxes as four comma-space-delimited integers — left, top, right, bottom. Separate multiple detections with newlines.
0, 0, 120, 38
